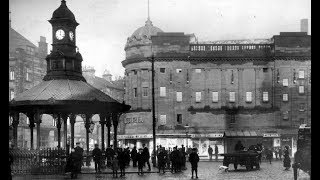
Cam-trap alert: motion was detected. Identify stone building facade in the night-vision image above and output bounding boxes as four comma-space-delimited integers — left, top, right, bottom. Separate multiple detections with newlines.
119, 18, 311, 157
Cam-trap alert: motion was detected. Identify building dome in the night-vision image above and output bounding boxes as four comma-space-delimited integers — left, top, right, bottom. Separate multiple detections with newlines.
125, 19, 163, 48
52, 0, 75, 20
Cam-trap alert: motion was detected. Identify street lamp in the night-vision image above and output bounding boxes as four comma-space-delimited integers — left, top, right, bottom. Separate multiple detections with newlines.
185, 124, 190, 148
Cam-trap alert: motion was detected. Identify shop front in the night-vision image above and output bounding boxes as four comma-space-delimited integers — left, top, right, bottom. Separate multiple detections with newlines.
262, 132, 280, 149
224, 130, 263, 153
156, 134, 189, 150
190, 133, 224, 158
118, 134, 153, 150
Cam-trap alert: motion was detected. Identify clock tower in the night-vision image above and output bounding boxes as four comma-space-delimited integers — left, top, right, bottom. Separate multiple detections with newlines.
44, 0, 86, 81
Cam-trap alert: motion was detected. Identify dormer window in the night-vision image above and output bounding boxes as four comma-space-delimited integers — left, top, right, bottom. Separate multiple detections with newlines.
51, 59, 65, 70
65, 59, 74, 70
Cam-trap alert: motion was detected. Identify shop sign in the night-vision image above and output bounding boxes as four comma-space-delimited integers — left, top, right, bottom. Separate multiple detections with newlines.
191, 133, 223, 138
263, 133, 280, 137
118, 134, 153, 139
124, 117, 144, 124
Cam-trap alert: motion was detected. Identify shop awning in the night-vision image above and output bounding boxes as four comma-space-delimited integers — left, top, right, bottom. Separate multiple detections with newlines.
224, 130, 261, 137
117, 134, 153, 140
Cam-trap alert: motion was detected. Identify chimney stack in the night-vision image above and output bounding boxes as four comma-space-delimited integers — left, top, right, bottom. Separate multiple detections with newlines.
300, 19, 308, 34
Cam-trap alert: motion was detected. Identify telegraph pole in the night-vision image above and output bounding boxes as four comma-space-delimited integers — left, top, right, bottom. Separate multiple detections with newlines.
151, 53, 156, 161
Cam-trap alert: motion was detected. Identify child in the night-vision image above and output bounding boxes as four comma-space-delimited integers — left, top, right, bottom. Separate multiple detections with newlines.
112, 154, 119, 178
137, 148, 144, 175
189, 148, 199, 179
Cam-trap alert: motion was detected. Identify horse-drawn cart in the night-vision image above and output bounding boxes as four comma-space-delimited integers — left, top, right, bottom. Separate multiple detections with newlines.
220, 150, 260, 171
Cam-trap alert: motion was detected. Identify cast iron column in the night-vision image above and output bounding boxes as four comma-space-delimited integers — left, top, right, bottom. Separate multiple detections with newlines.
62, 113, 68, 149
151, 54, 156, 158
69, 114, 76, 149
112, 113, 118, 149
99, 114, 106, 151
85, 114, 91, 166
11, 112, 19, 148
106, 113, 111, 148
35, 112, 41, 150
27, 113, 35, 150
57, 114, 61, 149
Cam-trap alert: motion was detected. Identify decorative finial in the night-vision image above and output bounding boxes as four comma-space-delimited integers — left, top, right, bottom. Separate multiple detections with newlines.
61, 0, 66, 4
148, 0, 150, 21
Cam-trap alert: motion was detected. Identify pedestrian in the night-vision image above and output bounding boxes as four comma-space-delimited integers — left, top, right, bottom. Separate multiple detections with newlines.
9, 152, 13, 180
283, 146, 291, 170
157, 147, 166, 173
125, 147, 131, 166
208, 145, 213, 161
257, 143, 263, 164
142, 144, 151, 171
92, 144, 102, 173
118, 148, 126, 177
166, 148, 171, 169
234, 141, 245, 152
266, 147, 273, 164
278, 147, 283, 160
130, 146, 138, 167
189, 148, 199, 179
170, 147, 178, 173
112, 154, 119, 178
137, 148, 144, 175
74, 142, 84, 174
214, 144, 219, 161
65, 148, 80, 179
274, 147, 278, 160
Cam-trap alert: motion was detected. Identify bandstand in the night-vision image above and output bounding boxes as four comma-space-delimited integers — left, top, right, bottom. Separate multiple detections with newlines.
9, 0, 130, 174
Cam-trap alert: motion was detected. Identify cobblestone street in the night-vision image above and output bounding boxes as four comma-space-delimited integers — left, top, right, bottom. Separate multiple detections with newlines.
13, 160, 310, 180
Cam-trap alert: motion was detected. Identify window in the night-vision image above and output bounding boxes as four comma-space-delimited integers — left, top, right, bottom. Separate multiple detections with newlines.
246, 92, 252, 102
176, 92, 182, 102
230, 114, 235, 124
142, 87, 148, 97
133, 70, 137, 75
283, 111, 289, 120
176, 69, 182, 73
177, 114, 182, 124
52, 119, 56, 127
263, 92, 269, 102
299, 70, 305, 79
26, 71, 31, 81
283, 79, 288, 87
10, 89, 14, 100
299, 103, 305, 112
229, 92, 235, 102
283, 94, 288, 102
160, 115, 166, 125
160, 68, 166, 73
133, 88, 137, 97
299, 86, 304, 94
195, 92, 201, 102
212, 92, 218, 102
160, 87, 166, 97
263, 68, 268, 72
9, 70, 15, 80
299, 118, 305, 125
195, 69, 202, 73
51, 60, 64, 70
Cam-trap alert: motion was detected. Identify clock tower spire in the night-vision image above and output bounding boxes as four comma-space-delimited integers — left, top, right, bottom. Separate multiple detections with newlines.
44, 0, 86, 81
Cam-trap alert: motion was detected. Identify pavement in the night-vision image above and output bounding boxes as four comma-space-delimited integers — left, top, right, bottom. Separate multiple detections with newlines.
12, 160, 310, 180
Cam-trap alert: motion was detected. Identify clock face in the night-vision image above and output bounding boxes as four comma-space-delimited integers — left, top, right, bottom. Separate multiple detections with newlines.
55, 29, 65, 40
69, 31, 74, 41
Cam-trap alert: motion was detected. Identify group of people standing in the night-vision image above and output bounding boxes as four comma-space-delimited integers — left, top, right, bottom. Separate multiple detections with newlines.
207, 145, 219, 161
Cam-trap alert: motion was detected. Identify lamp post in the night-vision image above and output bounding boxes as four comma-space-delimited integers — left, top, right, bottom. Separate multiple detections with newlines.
185, 124, 190, 148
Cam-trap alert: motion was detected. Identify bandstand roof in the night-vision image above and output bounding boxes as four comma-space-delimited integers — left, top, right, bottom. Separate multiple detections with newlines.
9, 79, 130, 114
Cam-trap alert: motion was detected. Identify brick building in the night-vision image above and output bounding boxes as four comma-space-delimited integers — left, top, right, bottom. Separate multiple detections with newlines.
119, 18, 311, 157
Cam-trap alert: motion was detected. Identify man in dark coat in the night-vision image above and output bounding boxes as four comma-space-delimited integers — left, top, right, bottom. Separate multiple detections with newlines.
208, 145, 213, 161
157, 147, 166, 173
105, 145, 115, 167
118, 148, 127, 177
92, 144, 102, 173
189, 148, 199, 179
234, 141, 245, 152
66, 148, 80, 179
9, 152, 13, 180
170, 147, 179, 173
142, 144, 151, 171
283, 146, 291, 170
214, 144, 219, 161
137, 148, 144, 175
74, 142, 84, 173
130, 146, 138, 167
124, 147, 131, 166
278, 147, 283, 160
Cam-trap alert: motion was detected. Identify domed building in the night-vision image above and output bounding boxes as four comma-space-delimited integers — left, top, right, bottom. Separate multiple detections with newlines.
120, 16, 310, 158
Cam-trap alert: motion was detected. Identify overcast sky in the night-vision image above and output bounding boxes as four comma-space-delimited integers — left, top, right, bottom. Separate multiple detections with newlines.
10, 0, 311, 78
